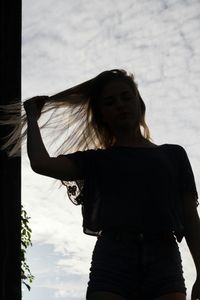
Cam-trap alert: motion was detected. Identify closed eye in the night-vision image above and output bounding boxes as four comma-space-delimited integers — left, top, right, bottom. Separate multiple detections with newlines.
103, 97, 115, 106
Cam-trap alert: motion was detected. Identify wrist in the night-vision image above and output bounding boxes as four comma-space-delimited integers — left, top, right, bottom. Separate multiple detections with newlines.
27, 115, 38, 122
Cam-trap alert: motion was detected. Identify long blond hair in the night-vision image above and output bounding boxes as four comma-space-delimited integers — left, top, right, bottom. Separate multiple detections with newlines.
0, 69, 153, 158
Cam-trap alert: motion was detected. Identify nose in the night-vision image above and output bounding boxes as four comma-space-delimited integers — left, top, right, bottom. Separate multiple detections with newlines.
115, 97, 125, 110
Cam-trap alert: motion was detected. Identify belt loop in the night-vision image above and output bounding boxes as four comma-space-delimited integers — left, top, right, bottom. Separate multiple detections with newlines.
138, 233, 144, 242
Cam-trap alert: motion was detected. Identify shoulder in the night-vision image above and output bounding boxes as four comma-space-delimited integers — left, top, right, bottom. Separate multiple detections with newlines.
162, 144, 189, 163
63, 148, 102, 157
163, 143, 186, 154
62, 147, 109, 162
164, 143, 184, 150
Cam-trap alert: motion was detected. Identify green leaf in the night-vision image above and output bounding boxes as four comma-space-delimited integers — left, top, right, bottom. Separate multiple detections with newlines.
21, 205, 34, 292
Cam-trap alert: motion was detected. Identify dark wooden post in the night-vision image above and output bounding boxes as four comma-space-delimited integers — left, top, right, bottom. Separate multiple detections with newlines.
0, 0, 22, 299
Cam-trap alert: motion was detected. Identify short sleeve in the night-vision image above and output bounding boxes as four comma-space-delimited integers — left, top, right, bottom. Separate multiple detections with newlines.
58, 150, 96, 205
177, 146, 199, 207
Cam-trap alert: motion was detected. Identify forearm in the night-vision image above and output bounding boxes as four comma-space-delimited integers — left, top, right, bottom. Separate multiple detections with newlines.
184, 214, 200, 279
27, 116, 50, 167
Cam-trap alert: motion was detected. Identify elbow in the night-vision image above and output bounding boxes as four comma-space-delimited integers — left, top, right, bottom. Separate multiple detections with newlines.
30, 158, 52, 176
29, 156, 51, 173
30, 161, 47, 173
30, 163, 41, 173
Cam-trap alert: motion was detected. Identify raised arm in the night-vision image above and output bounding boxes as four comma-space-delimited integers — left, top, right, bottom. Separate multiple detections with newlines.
24, 96, 83, 181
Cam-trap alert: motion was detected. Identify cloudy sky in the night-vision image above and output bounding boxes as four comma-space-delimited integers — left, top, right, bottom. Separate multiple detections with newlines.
22, 0, 200, 299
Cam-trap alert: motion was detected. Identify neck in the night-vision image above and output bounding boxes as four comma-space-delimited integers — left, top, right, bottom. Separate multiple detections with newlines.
113, 127, 146, 146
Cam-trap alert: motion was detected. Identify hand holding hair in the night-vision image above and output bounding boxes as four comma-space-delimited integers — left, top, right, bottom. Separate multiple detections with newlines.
23, 95, 49, 120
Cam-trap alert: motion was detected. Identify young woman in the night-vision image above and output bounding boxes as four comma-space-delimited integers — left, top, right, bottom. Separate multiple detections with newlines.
1, 69, 200, 300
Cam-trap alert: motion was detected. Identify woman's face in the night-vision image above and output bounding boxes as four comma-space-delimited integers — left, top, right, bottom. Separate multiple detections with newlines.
98, 79, 140, 133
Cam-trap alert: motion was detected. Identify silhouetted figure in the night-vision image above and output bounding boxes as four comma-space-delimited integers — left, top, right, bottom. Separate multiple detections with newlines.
1, 69, 200, 300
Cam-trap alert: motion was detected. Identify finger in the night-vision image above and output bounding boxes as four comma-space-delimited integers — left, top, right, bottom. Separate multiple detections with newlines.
25, 95, 49, 102
36, 99, 46, 110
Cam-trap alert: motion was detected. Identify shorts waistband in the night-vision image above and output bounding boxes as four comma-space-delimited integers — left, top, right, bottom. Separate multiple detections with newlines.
100, 228, 175, 242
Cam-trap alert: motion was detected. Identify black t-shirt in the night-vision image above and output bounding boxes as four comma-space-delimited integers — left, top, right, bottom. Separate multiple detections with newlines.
60, 143, 199, 243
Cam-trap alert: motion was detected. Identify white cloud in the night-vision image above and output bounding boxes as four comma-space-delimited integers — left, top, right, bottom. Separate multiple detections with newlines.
22, 0, 200, 299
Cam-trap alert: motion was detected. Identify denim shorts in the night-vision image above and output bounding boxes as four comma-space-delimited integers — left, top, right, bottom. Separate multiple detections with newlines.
86, 230, 187, 300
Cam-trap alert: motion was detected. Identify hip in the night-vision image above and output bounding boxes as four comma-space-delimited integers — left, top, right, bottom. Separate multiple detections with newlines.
95, 228, 181, 266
